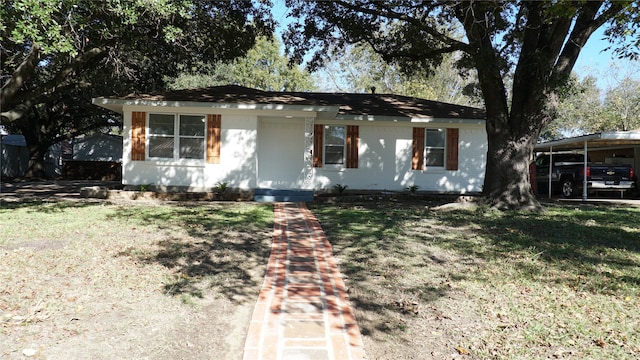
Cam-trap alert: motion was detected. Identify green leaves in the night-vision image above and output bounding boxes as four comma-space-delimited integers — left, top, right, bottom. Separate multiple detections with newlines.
167, 35, 315, 92
1, 0, 274, 177
7, 0, 75, 55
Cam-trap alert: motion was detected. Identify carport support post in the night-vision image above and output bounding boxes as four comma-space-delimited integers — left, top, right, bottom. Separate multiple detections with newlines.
548, 147, 553, 199
582, 141, 588, 202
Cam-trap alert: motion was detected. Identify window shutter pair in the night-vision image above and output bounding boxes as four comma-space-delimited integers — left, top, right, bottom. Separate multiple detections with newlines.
411, 127, 459, 171
313, 125, 359, 168
130, 112, 221, 163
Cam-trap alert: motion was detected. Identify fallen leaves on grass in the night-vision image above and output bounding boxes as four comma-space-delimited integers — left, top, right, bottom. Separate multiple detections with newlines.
393, 299, 421, 315
594, 339, 607, 347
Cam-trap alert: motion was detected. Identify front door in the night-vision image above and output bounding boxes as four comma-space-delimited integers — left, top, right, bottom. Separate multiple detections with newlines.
257, 119, 305, 189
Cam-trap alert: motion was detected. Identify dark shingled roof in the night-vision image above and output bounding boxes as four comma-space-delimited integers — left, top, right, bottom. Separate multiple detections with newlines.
119, 85, 486, 120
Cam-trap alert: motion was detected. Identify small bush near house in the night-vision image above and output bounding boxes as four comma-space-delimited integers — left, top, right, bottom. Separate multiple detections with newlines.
215, 181, 229, 193
333, 183, 348, 195
406, 184, 420, 193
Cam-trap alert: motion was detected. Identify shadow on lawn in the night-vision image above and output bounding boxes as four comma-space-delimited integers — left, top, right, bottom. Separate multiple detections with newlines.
309, 201, 640, 337
109, 203, 273, 303
0, 198, 103, 212
437, 205, 640, 293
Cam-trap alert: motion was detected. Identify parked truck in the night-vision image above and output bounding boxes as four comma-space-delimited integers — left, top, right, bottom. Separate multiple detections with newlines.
534, 153, 636, 198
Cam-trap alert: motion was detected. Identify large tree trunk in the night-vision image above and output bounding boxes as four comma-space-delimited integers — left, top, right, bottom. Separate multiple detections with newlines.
17, 116, 53, 179
480, 80, 551, 211
482, 122, 541, 210
456, 1, 569, 211
24, 143, 49, 179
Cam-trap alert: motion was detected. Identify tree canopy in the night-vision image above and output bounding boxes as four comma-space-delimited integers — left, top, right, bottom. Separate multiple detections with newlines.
167, 35, 315, 92
284, 0, 640, 209
320, 42, 482, 107
1, 0, 273, 176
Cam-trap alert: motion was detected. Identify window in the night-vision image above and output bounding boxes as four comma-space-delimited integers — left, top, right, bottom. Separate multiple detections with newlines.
178, 115, 206, 159
425, 128, 445, 167
412, 127, 459, 171
313, 124, 358, 168
323, 125, 346, 165
148, 114, 206, 160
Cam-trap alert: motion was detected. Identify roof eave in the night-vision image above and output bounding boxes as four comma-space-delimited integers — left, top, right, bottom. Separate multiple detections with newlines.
92, 97, 486, 124
92, 97, 340, 117
334, 114, 485, 124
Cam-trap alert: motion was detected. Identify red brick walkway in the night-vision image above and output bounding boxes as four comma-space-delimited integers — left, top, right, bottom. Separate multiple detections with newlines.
243, 203, 366, 360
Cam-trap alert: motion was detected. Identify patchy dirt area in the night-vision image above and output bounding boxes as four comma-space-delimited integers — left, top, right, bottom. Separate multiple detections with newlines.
0, 200, 273, 359
312, 200, 488, 360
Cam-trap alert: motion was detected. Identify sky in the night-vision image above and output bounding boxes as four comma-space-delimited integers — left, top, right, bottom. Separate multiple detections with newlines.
572, 27, 639, 90
272, 1, 638, 92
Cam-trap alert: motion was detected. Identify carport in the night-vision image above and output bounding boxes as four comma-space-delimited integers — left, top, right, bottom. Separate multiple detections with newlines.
534, 131, 640, 201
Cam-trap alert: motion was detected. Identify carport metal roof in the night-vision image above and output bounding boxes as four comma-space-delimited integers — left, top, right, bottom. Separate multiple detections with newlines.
534, 131, 640, 201
535, 131, 640, 152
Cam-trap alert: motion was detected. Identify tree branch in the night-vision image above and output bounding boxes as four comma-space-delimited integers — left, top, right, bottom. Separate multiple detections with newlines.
40, 47, 106, 98
1, 101, 34, 123
552, 2, 624, 83
51, 117, 120, 145
333, 0, 469, 51
455, 1, 509, 120
2, 47, 106, 123
1, 44, 41, 108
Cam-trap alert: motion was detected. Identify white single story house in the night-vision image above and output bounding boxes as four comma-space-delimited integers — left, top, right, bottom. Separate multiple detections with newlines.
92, 85, 487, 194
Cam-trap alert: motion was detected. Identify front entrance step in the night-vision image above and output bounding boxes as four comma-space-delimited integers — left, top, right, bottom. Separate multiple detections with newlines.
253, 189, 314, 202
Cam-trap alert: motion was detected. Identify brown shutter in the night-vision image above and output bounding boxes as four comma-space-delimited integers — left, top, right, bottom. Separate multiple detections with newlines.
131, 111, 146, 161
346, 125, 359, 168
412, 127, 425, 170
207, 114, 221, 164
446, 128, 459, 171
313, 124, 323, 167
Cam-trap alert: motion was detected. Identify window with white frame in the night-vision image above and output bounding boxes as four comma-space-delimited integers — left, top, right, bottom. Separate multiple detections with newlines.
425, 128, 445, 167
323, 125, 346, 165
148, 114, 206, 160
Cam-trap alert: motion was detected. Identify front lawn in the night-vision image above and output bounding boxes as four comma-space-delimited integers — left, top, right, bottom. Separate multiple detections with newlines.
0, 200, 273, 359
309, 200, 640, 359
3, 196, 637, 359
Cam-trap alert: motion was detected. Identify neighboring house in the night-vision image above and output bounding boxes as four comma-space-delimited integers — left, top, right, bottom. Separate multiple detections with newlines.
62, 133, 123, 181
72, 133, 123, 161
1, 133, 122, 179
1, 134, 62, 178
93, 85, 487, 193
1, 134, 29, 178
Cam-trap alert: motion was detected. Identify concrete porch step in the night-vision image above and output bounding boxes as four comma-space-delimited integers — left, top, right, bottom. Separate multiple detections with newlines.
253, 189, 314, 203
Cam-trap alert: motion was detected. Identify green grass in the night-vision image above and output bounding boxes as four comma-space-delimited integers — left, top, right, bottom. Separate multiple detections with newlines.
3, 197, 638, 358
0, 200, 273, 359
309, 201, 640, 359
